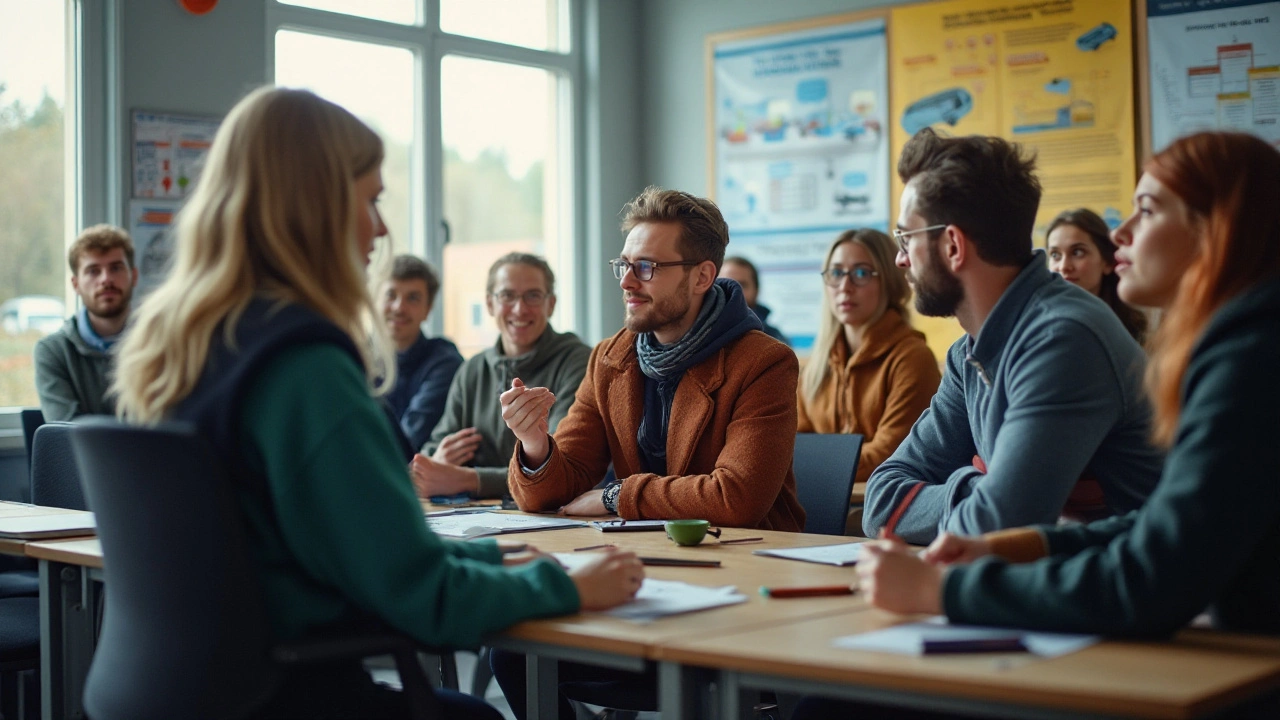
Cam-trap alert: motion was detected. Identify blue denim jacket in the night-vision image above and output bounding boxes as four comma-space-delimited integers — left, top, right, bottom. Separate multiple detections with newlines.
863, 251, 1165, 544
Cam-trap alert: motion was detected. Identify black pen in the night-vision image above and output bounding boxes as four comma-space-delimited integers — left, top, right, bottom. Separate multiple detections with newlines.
638, 557, 721, 567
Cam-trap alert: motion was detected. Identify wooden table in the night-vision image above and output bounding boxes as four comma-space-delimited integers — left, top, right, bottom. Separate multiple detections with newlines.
657, 607, 1280, 719
474, 523, 868, 719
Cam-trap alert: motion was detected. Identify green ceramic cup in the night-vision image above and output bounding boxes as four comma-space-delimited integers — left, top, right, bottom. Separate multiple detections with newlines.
664, 519, 723, 546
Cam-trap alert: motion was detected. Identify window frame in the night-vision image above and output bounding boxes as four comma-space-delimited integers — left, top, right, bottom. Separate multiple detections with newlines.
264, 0, 583, 337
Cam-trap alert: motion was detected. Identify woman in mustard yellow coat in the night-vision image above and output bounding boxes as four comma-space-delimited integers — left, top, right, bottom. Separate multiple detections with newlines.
798, 229, 941, 504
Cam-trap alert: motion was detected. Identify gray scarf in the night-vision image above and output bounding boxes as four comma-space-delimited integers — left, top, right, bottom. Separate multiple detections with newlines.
635, 282, 727, 381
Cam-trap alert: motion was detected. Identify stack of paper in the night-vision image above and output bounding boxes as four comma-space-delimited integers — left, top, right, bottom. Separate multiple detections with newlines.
832, 616, 1100, 658
553, 553, 748, 622
426, 511, 586, 538
754, 542, 865, 566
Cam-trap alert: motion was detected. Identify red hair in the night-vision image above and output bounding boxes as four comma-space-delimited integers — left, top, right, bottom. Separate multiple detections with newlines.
1144, 133, 1280, 445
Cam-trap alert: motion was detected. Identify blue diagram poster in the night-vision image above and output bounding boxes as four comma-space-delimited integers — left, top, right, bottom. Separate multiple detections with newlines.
712, 17, 890, 350
1147, 0, 1279, 151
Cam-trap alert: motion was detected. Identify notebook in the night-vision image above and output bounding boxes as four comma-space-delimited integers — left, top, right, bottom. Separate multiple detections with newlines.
0, 513, 97, 540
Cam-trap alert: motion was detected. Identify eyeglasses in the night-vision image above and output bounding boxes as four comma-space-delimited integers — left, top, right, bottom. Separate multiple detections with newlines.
491, 290, 548, 307
892, 224, 948, 254
821, 265, 879, 287
609, 258, 701, 282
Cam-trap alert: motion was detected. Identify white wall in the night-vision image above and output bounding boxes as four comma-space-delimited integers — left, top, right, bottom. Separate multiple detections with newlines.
115, 0, 268, 222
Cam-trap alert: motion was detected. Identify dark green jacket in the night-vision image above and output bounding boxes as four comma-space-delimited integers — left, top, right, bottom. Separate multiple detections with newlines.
945, 277, 1280, 637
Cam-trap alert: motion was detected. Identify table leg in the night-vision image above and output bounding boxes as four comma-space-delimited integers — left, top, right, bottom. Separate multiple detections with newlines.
39, 560, 95, 720
658, 660, 711, 720
527, 653, 559, 720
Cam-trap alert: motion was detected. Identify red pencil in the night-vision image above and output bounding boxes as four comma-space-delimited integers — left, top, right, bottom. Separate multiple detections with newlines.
759, 584, 854, 599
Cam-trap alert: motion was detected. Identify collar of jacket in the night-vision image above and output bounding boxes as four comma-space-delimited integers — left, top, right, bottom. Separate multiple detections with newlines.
832, 307, 923, 370
966, 249, 1053, 369
599, 328, 730, 396
484, 326, 567, 375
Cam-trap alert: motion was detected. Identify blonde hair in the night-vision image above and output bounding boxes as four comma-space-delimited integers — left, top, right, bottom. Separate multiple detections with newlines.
801, 228, 910, 401
113, 87, 392, 423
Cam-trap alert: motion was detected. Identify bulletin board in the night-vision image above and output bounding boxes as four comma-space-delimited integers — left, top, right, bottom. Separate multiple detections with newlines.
1139, 0, 1280, 155
706, 9, 892, 351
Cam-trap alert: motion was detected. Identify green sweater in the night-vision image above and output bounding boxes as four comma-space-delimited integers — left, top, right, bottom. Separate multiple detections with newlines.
944, 278, 1280, 637
238, 342, 579, 647
424, 328, 590, 497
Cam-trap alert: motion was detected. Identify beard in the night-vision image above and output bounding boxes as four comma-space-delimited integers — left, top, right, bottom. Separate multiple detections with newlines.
624, 273, 693, 337
84, 285, 134, 320
911, 242, 964, 317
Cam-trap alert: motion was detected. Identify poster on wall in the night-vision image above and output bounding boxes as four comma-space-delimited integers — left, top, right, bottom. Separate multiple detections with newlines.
1147, 0, 1279, 152
710, 14, 890, 351
127, 199, 181, 299
131, 110, 220, 199
889, 0, 1137, 358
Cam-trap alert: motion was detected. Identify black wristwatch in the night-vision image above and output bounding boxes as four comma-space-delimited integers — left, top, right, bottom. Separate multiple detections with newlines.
602, 481, 623, 513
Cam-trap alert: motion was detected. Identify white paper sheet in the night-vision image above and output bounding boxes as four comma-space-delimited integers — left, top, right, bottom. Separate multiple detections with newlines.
832, 616, 1100, 658
426, 511, 586, 538
552, 553, 748, 622
754, 542, 866, 566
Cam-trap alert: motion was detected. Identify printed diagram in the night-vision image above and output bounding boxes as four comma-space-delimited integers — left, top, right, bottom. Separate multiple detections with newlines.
132, 112, 219, 199
901, 88, 973, 134
1012, 77, 1097, 134
1076, 23, 1118, 52
719, 80, 886, 223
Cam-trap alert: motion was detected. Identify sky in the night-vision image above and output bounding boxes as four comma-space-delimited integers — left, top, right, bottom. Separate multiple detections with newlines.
0, 0, 66, 110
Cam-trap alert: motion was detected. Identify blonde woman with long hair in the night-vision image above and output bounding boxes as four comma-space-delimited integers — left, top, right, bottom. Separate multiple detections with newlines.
113, 87, 641, 718
798, 229, 940, 524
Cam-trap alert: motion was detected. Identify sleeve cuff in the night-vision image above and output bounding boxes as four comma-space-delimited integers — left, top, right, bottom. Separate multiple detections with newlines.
983, 527, 1049, 563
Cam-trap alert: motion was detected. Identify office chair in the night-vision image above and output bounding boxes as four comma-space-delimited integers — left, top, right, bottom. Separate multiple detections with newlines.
792, 433, 863, 536
70, 419, 450, 720
19, 408, 44, 485
0, 596, 40, 720
29, 422, 87, 511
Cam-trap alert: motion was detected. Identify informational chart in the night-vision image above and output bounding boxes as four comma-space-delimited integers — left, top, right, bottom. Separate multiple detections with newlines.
132, 110, 219, 199
710, 15, 890, 350
1147, 0, 1279, 152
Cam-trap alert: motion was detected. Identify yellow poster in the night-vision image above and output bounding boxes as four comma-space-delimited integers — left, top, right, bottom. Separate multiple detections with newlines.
889, 0, 1136, 359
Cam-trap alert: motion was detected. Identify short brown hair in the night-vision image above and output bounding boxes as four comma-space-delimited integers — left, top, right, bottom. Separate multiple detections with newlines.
68, 224, 134, 274
620, 186, 729, 270
485, 252, 556, 296
897, 128, 1040, 268
390, 254, 442, 304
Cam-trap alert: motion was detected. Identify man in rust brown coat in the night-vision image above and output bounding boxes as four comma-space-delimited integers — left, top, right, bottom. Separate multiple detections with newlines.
502, 186, 805, 533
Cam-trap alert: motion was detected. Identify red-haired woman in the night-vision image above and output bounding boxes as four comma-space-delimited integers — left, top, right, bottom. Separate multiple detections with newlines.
1046, 207, 1148, 342
793, 132, 1280, 719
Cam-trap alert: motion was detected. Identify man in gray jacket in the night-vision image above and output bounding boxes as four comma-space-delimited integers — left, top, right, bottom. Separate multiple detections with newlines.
411, 253, 589, 498
34, 224, 137, 420
863, 129, 1164, 544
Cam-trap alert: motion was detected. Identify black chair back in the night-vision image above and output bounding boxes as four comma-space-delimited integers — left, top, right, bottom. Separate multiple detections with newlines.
792, 433, 863, 535
20, 407, 44, 480
30, 422, 87, 510
71, 419, 278, 720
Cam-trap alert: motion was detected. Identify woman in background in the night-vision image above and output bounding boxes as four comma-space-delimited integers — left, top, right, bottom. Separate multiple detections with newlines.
112, 87, 642, 719
1047, 207, 1148, 342
798, 229, 940, 530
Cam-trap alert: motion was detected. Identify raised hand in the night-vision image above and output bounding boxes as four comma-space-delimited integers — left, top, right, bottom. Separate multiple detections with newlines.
500, 378, 556, 466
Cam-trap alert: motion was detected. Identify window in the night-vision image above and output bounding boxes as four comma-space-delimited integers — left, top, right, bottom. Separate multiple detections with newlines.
440, 0, 567, 52
269, 0, 578, 358
440, 56, 569, 356
277, 0, 418, 25
0, 0, 69, 408
274, 30, 417, 262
